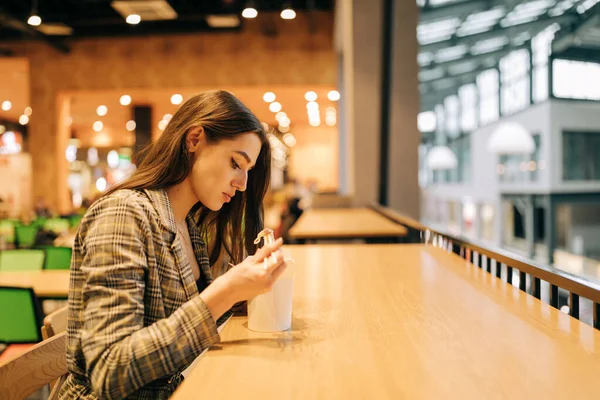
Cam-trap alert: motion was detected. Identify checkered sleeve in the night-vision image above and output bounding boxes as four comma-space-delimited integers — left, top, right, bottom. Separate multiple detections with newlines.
79, 193, 220, 400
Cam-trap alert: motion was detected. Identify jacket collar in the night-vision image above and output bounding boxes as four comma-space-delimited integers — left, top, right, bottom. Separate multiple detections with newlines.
143, 188, 178, 234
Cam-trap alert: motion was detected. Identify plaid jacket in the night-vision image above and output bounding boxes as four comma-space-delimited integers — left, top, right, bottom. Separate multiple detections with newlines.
59, 189, 221, 400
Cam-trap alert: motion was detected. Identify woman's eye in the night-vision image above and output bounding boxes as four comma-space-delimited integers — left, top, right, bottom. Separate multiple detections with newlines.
231, 158, 241, 169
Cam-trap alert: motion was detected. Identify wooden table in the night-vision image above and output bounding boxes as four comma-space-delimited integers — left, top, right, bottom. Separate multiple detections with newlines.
0, 270, 69, 299
173, 244, 600, 399
289, 208, 408, 243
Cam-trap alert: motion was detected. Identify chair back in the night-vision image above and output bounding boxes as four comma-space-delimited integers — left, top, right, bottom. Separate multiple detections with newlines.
41, 306, 68, 340
41, 246, 72, 270
15, 225, 39, 249
44, 218, 71, 235
0, 332, 67, 400
0, 287, 43, 343
0, 220, 16, 245
0, 249, 45, 271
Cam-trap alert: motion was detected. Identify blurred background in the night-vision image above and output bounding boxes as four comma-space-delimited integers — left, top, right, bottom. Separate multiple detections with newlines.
0, 0, 598, 284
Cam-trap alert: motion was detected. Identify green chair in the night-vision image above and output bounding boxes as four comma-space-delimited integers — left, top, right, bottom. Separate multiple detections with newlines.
0, 287, 43, 344
68, 214, 83, 228
32, 217, 48, 229
40, 246, 72, 270
15, 225, 39, 249
43, 219, 70, 235
0, 250, 45, 272
0, 220, 16, 246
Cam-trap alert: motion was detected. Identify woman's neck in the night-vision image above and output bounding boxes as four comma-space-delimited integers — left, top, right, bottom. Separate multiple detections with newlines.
166, 179, 197, 225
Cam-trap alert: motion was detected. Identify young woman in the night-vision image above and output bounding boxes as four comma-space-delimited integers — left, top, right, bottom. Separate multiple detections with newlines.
59, 90, 288, 399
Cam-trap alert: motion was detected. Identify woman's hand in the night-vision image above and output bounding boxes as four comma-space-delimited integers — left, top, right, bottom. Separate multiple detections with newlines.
222, 237, 288, 303
200, 238, 288, 321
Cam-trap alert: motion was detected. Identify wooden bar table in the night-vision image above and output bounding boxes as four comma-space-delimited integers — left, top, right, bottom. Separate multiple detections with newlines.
289, 208, 408, 243
0, 270, 69, 299
173, 244, 600, 399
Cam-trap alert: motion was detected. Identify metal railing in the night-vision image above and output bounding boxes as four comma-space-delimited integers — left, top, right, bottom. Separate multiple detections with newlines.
371, 204, 600, 330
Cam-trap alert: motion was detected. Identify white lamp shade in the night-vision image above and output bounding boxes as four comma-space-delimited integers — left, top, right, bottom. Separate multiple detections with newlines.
426, 146, 458, 170
487, 122, 535, 154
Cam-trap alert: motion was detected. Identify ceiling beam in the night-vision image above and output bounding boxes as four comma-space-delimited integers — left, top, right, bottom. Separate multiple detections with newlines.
420, 0, 492, 23
0, 10, 70, 53
553, 2, 600, 53
420, 13, 575, 53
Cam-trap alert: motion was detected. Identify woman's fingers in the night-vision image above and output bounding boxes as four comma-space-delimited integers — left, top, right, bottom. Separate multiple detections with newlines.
254, 237, 283, 263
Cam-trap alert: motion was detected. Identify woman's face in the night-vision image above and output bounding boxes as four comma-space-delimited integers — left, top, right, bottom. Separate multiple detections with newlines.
188, 129, 262, 211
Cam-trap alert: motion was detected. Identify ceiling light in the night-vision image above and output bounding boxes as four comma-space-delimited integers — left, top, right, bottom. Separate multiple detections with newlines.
325, 106, 336, 115
24, 107, 32, 116
279, 117, 291, 128
309, 119, 321, 127
426, 146, 458, 170
269, 101, 282, 112
93, 121, 103, 132
171, 93, 183, 105
120, 95, 132, 106
304, 91, 317, 101
19, 115, 29, 125
278, 125, 290, 133
28, 15, 42, 26
242, 7, 258, 18
96, 177, 107, 192
158, 120, 168, 130
107, 150, 119, 168
96, 105, 108, 116
306, 101, 319, 111
1, 101, 12, 111
163, 113, 173, 122
87, 147, 99, 166
126, 120, 136, 131
0, 125, 5, 134
283, 133, 296, 147
487, 122, 535, 154
126, 14, 141, 25
263, 92, 276, 102
206, 15, 240, 28
325, 115, 336, 126
327, 90, 340, 101
281, 7, 296, 20
275, 111, 287, 121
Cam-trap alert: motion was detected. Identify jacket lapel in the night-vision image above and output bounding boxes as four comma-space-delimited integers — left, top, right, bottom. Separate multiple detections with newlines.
144, 189, 198, 301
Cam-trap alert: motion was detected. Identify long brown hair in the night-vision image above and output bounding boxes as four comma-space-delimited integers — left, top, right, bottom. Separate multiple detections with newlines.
106, 90, 270, 265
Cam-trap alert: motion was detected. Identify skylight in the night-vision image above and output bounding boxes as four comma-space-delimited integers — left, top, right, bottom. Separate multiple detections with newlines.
470, 36, 510, 55
435, 45, 468, 63
418, 17, 461, 45
456, 7, 505, 37
500, 0, 556, 27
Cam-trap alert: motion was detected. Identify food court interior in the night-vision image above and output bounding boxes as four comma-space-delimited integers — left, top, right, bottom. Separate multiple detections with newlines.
0, 0, 599, 398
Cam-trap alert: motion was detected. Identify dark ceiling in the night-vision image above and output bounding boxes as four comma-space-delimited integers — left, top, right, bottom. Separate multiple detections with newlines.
0, 0, 332, 44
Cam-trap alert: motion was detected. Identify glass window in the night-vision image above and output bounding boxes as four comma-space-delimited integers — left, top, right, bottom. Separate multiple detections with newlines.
477, 69, 499, 125
481, 204, 495, 242
444, 95, 460, 137
532, 24, 559, 103
446, 135, 471, 184
497, 134, 541, 183
563, 131, 600, 181
459, 84, 478, 132
500, 49, 530, 115
553, 59, 600, 100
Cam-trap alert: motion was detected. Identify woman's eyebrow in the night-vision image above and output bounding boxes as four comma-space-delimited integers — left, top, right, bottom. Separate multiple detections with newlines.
234, 151, 255, 168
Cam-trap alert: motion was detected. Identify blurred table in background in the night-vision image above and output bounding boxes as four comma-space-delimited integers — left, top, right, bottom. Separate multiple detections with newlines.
289, 208, 407, 243
173, 244, 600, 399
0, 270, 69, 299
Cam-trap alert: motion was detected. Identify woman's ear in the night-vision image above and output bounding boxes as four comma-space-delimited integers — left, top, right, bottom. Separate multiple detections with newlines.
186, 126, 206, 153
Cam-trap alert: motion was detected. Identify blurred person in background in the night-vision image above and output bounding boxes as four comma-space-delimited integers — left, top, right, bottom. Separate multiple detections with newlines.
60, 90, 290, 399
34, 196, 53, 218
